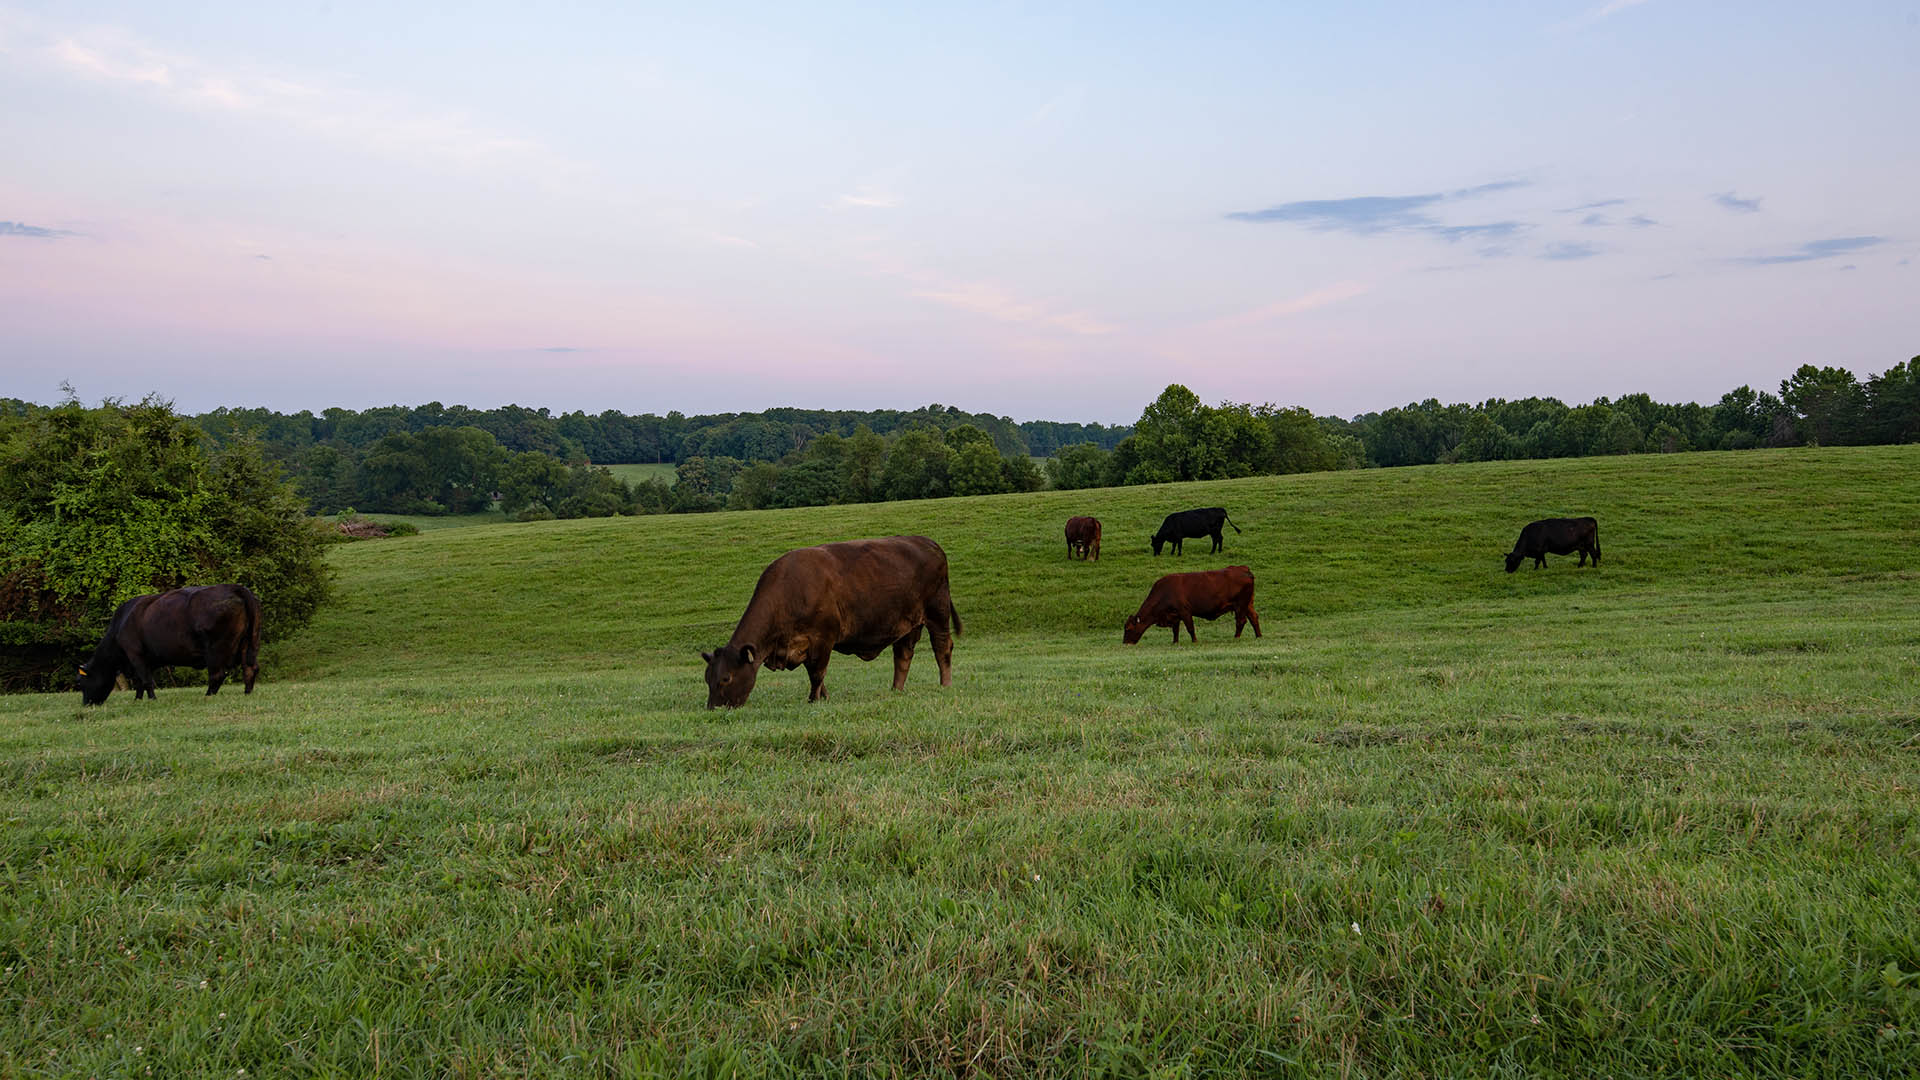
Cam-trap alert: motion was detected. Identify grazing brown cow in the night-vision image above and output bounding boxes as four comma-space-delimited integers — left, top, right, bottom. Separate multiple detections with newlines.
76, 584, 262, 705
1065, 516, 1102, 561
702, 535, 962, 708
1505, 517, 1601, 572
1123, 566, 1261, 644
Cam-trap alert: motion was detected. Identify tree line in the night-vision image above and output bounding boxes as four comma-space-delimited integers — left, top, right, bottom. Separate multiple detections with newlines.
1338, 360, 1920, 468
7, 354, 1914, 525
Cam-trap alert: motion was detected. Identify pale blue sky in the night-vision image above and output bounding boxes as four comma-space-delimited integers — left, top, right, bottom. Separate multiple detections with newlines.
2, 1, 1915, 421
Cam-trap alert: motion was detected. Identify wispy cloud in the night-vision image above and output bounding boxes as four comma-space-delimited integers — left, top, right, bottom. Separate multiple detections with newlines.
1431, 222, 1525, 243
19, 18, 565, 173
1589, 0, 1657, 20
1564, 0, 1659, 30
912, 281, 1113, 335
1452, 180, 1529, 198
1028, 84, 1086, 126
1227, 181, 1530, 251
1561, 198, 1627, 213
0, 220, 77, 239
1712, 191, 1762, 213
837, 189, 901, 209
1210, 282, 1372, 330
1540, 241, 1602, 261
1732, 236, 1884, 266
1578, 208, 1659, 228
1227, 193, 1442, 232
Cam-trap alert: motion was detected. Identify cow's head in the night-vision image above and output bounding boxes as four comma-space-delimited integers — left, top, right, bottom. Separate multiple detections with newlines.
701, 644, 762, 709
1122, 615, 1148, 645
1504, 552, 1523, 573
75, 664, 115, 706
1150, 534, 1165, 556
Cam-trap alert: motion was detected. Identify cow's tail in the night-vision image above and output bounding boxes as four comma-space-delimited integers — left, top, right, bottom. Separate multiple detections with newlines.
1590, 521, 1601, 566
1225, 514, 1242, 534
949, 599, 963, 637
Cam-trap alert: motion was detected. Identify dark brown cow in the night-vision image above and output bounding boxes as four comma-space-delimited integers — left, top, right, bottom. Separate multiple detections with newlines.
76, 584, 262, 705
702, 535, 961, 708
1123, 565, 1261, 644
1505, 517, 1601, 573
1065, 516, 1102, 561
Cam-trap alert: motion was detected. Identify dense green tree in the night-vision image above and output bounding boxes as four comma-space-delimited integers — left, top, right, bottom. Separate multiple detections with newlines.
497, 451, 569, 516
841, 426, 887, 504
881, 429, 951, 501
1864, 358, 1920, 443
1129, 384, 1216, 481
770, 458, 843, 508
727, 463, 781, 511
0, 396, 331, 687
949, 441, 1009, 497
1001, 453, 1045, 493
672, 456, 743, 512
1046, 443, 1111, 489
1780, 364, 1867, 446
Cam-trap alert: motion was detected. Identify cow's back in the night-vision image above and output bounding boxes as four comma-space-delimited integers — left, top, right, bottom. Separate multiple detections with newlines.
742, 536, 951, 658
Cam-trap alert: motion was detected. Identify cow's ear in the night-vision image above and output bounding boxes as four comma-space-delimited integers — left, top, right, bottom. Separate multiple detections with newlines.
740, 644, 757, 665
700, 651, 713, 664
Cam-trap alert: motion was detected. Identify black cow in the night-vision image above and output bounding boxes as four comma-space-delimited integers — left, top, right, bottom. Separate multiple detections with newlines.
76, 584, 262, 705
1151, 507, 1241, 556
1505, 517, 1601, 572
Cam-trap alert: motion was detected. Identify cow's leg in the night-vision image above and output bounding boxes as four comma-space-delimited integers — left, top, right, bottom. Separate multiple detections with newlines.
206, 665, 226, 695
1246, 605, 1262, 638
892, 626, 922, 690
805, 652, 830, 702
1212, 531, 1223, 553
123, 648, 155, 700
1183, 616, 1197, 642
1170, 625, 1180, 644
927, 614, 955, 687
1534, 554, 1546, 569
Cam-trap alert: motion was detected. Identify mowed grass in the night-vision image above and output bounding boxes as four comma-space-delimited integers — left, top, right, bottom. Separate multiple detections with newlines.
361, 510, 511, 532
3, 446, 1918, 1077
604, 462, 679, 487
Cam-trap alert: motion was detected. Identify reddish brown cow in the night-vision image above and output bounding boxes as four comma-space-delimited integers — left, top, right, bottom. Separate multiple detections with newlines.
1065, 516, 1102, 561
1123, 565, 1261, 645
702, 535, 961, 707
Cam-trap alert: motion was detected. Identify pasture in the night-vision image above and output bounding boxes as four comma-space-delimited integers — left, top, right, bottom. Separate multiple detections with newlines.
604, 462, 681, 487
3, 446, 1918, 1077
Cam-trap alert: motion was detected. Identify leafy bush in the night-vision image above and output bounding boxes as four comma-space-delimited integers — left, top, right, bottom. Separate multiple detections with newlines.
0, 396, 332, 685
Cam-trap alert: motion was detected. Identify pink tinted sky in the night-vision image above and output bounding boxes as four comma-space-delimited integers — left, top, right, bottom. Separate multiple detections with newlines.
2, 1, 1915, 423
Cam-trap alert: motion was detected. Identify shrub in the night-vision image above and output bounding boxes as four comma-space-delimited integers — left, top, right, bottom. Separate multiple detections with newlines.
0, 396, 333, 686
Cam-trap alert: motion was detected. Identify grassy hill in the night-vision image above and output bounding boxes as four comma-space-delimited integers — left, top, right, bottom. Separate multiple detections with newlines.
3, 446, 1918, 1076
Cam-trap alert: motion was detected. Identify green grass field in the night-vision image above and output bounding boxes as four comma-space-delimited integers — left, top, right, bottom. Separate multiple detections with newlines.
604, 462, 679, 487
359, 510, 511, 532
4, 447, 1918, 1076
